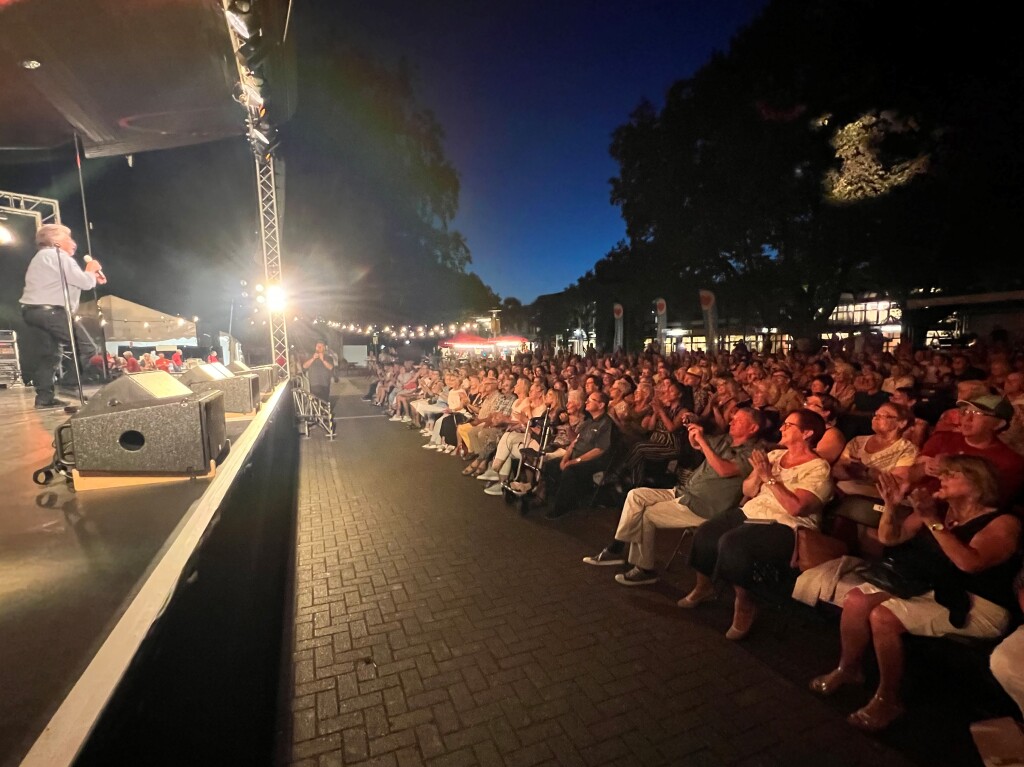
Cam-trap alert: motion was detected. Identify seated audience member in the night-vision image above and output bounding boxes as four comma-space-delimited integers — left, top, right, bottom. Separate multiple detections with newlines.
710, 377, 750, 433
931, 379, 991, 435
582, 408, 765, 586
882, 361, 916, 395
538, 391, 613, 520
480, 380, 548, 492
606, 378, 635, 434
909, 394, 1024, 507
832, 403, 918, 484
851, 371, 890, 415
682, 366, 713, 423
154, 352, 171, 372
990, 563, 1024, 719
889, 387, 931, 448
1001, 370, 1024, 456
808, 373, 835, 397
770, 367, 803, 416
461, 378, 518, 476
951, 352, 987, 383
803, 393, 846, 464
613, 379, 692, 490
810, 459, 1022, 732
680, 409, 832, 641
123, 351, 142, 373
750, 382, 782, 445
830, 363, 858, 412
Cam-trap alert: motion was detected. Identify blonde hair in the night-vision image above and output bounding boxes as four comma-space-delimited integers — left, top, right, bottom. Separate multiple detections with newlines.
36, 223, 71, 248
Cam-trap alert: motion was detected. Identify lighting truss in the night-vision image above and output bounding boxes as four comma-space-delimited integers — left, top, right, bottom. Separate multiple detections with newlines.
221, 0, 289, 377
0, 191, 61, 225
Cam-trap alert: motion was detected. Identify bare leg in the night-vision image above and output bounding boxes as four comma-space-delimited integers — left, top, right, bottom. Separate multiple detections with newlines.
847, 604, 907, 731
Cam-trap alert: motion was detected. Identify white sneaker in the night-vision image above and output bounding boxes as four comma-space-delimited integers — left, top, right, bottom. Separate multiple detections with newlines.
442, 445, 457, 454
477, 469, 500, 481
422, 443, 439, 449
389, 415, 404, 422
483, 482, 505, 496
420, 429, 431, 436
401, 416, 412, 422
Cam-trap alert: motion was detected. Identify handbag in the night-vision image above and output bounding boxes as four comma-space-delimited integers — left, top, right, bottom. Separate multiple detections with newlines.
854, 557, 933, 599
790, 527, 849, 572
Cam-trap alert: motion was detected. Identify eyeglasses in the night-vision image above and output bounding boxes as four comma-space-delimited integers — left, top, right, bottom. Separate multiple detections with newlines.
959, 408, 990, 418
780, 421, 799, 430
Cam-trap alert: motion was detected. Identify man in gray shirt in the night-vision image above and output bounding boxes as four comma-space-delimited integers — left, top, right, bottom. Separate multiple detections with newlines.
19, 224, 105, 408
302, 342, 335, 403
583, 407, 765, 586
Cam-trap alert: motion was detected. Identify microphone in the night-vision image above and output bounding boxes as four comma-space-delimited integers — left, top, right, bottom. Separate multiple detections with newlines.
83, 255, 106, 281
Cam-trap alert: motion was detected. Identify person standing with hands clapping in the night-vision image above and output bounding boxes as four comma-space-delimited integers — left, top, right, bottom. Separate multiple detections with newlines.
303, 341, 334, 404
19, 224, 106, 409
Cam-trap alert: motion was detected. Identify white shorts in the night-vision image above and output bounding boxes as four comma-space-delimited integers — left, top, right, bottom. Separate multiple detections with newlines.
834, 574, 1010, 639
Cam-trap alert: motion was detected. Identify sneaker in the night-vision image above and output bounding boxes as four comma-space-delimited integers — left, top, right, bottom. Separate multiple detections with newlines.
419, 428, 431, 436
422, 443, 439, 449
34, 398, 69, 409
389, 415, 404, 422
483, 482, 504, 496
477, 468, 500, 481
582, 547, 626, 566
401, 416, 412, 422
615, 567, 659, 586
442, 445, 457, 454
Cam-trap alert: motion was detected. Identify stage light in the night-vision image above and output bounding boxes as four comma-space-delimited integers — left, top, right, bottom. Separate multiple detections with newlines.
266, 284, 285, 312
255, 283, 264, 293
20, 59, 41, 70
0, 223, 14, 245
225, 0, 258, 39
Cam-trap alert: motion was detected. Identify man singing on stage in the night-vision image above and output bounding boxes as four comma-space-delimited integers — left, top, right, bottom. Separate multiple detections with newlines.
19, 224, 106, 409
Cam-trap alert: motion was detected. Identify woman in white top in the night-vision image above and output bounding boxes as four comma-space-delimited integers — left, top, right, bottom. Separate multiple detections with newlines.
679, 408, 834, 641
832, 402, 917, 483
479, 380, 548, 490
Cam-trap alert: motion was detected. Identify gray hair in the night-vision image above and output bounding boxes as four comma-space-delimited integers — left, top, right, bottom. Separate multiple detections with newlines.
36, 223, 71, 248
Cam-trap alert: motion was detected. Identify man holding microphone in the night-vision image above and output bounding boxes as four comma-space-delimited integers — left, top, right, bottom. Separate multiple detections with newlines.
19, 224, 106, 409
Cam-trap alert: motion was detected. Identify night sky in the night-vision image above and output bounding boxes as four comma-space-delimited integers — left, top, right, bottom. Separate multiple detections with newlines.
333, 0, 768, 304
0, 0, 768, 335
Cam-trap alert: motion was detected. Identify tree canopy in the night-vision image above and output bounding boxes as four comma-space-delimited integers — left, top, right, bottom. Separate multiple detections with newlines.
572, 0, 1024, 346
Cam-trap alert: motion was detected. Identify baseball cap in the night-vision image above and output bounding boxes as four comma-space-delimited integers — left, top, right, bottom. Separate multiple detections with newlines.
957, 394, 1014, 422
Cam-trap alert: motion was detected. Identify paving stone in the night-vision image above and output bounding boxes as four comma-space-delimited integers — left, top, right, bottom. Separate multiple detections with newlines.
281, 388, 921, 767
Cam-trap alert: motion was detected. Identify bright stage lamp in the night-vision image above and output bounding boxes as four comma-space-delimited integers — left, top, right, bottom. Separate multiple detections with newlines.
266, 284, 286, 312
0, 224, 14, 245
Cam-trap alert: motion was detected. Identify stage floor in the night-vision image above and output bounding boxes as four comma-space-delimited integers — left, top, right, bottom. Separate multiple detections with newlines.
0, 383, 252, 767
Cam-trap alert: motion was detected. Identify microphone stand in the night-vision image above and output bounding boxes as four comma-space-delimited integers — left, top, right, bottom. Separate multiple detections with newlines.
54, 244, 87, 409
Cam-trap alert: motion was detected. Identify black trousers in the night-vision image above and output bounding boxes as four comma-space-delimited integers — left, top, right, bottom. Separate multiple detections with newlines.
542, 455, 610, 514
21, 305, 97, 402
688, 508, 796, 589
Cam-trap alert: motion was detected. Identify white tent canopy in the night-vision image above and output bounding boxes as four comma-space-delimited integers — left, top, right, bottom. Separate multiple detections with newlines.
79, 295, 198, 346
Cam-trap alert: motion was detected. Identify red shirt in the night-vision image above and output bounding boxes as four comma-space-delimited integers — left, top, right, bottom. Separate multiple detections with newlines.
171, 352, 182, 366
124, 356, 141, 373
921, 430, 1024, 505
155, 357, 171, 372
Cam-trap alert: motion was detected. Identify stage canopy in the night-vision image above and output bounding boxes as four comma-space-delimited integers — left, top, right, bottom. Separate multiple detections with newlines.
80, 295, 197, 345
0, 0, 295, 157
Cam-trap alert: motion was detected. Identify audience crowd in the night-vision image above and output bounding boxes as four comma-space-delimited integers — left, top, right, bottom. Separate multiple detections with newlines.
354, 335, 1024, 738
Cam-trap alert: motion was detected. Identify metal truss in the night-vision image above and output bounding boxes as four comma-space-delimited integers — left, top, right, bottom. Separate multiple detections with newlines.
290, 377, 335, 439
220, 1, 289, 377
255, 153, 289, 376
0, 191, 61, 225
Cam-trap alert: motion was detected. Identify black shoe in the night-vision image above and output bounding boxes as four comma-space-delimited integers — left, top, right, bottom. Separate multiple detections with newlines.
35, 398, 69, 409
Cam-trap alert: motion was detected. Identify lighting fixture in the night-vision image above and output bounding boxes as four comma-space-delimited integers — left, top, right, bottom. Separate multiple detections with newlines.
225, 0, 258, 39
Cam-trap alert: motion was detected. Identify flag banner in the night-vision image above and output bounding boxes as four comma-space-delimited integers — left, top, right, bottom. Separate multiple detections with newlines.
613, 303, 624, 351
654, 297, 667, 351
698, 290, 718, 354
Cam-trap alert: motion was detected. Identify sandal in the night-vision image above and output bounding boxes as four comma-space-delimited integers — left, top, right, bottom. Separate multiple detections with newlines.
847, 694, 905, 732
462, 464, 478, 476
810, 667, 865, 696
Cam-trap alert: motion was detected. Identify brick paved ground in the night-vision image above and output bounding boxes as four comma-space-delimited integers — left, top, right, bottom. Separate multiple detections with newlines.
283, 384, 967, 767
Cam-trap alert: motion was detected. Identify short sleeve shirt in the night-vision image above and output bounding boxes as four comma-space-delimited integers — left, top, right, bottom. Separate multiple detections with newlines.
742, 449, 833, 529
677, 434, 760, 519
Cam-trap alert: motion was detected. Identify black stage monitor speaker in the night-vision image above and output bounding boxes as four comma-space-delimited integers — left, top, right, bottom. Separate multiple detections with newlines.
179, 363, 260, 414
69, 371, 228, 474
227, 360, 276, 394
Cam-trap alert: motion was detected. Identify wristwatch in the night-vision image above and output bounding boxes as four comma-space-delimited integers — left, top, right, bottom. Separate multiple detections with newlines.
764, 478, 778, 486
929, 522, 945, 532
